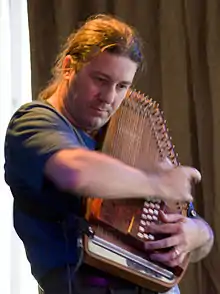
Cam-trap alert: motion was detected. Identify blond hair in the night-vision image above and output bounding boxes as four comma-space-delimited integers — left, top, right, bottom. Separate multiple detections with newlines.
38, 14, 144, 100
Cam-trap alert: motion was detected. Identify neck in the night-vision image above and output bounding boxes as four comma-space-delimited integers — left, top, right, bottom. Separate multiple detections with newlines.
47, 84, 99, 138
48, 83, 76, 125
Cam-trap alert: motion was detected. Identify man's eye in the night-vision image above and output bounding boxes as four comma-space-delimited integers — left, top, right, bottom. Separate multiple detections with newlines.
117, 84, 128, 90
96, 77, 106, 83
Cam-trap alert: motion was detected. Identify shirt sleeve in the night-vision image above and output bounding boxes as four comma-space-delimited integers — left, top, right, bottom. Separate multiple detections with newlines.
4, 102, 83, 191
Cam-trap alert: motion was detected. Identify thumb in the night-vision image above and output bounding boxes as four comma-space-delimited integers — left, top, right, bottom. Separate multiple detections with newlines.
183, 167, 201, 183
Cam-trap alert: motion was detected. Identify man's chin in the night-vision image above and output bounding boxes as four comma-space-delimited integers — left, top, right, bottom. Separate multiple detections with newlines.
89, 117, 109, 129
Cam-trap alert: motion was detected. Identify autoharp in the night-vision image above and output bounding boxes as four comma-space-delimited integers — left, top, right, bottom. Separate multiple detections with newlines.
84, 90, 189, 293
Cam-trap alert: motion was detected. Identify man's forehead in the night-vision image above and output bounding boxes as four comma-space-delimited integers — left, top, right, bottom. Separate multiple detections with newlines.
85, 51, 137, 82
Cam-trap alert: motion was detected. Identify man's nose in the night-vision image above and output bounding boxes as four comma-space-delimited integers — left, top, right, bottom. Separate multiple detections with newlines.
101, 86, 116, 104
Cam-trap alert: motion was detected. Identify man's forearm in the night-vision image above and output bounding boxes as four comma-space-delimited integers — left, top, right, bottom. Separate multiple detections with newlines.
190, 218, 214, 262
45, 148, 158, 199
45, 148, 198, 203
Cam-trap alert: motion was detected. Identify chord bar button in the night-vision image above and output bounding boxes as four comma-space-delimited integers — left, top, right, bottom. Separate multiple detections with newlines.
137, 232, 144, 239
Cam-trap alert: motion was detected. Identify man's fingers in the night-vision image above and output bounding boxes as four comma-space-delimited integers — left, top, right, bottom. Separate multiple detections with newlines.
149, 251, 173, 264
159, 159, 201, 183
182, 193, 193, 202
150, 252, 186, 267
160, 211, 186, 223
184, 167, 201, 183
144, 235, 180, 251
146, 222, 181, 235
158, 157, 174, 171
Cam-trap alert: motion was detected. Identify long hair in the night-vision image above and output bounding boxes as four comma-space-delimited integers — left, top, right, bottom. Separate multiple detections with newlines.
38, 14, 144, 100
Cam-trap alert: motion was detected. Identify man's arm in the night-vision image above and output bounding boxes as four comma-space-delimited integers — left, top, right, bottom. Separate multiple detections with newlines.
5, 103, 201, 203
187, 203, 214, 262
44, 148, 157, 199
44, 148, 201, 203
189, 217, 214, 262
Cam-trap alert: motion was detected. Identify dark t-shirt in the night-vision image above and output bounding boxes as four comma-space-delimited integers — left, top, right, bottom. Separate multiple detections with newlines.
4, 101, 97, 281
4, 100, 193, 293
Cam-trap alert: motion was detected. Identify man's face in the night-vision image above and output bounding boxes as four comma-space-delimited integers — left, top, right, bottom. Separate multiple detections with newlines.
64, 51, 137, 131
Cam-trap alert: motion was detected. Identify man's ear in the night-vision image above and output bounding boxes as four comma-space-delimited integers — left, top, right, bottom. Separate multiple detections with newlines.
62, 55, 75, 80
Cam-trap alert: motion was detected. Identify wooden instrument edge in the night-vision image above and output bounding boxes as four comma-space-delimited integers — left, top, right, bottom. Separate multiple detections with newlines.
83, 234, 190, 292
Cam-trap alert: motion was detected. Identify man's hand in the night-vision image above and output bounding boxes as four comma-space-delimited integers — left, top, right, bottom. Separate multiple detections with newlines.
153, 159, 201, 203
144, 211, 212, 267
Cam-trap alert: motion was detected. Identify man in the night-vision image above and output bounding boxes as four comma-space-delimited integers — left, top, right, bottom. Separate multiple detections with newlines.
4, 14, 213, 294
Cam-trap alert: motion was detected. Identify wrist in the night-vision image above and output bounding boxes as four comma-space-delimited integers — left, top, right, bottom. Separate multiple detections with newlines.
142, 172, 162, 200
193, 218, 213, 248
190, 218, 214, 262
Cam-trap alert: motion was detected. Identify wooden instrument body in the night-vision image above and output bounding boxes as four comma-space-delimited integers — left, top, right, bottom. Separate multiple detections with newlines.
83, 91, 189, 293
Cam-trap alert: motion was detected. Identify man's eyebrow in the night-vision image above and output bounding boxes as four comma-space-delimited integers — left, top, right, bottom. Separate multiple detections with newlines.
92, 70, 132, 85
